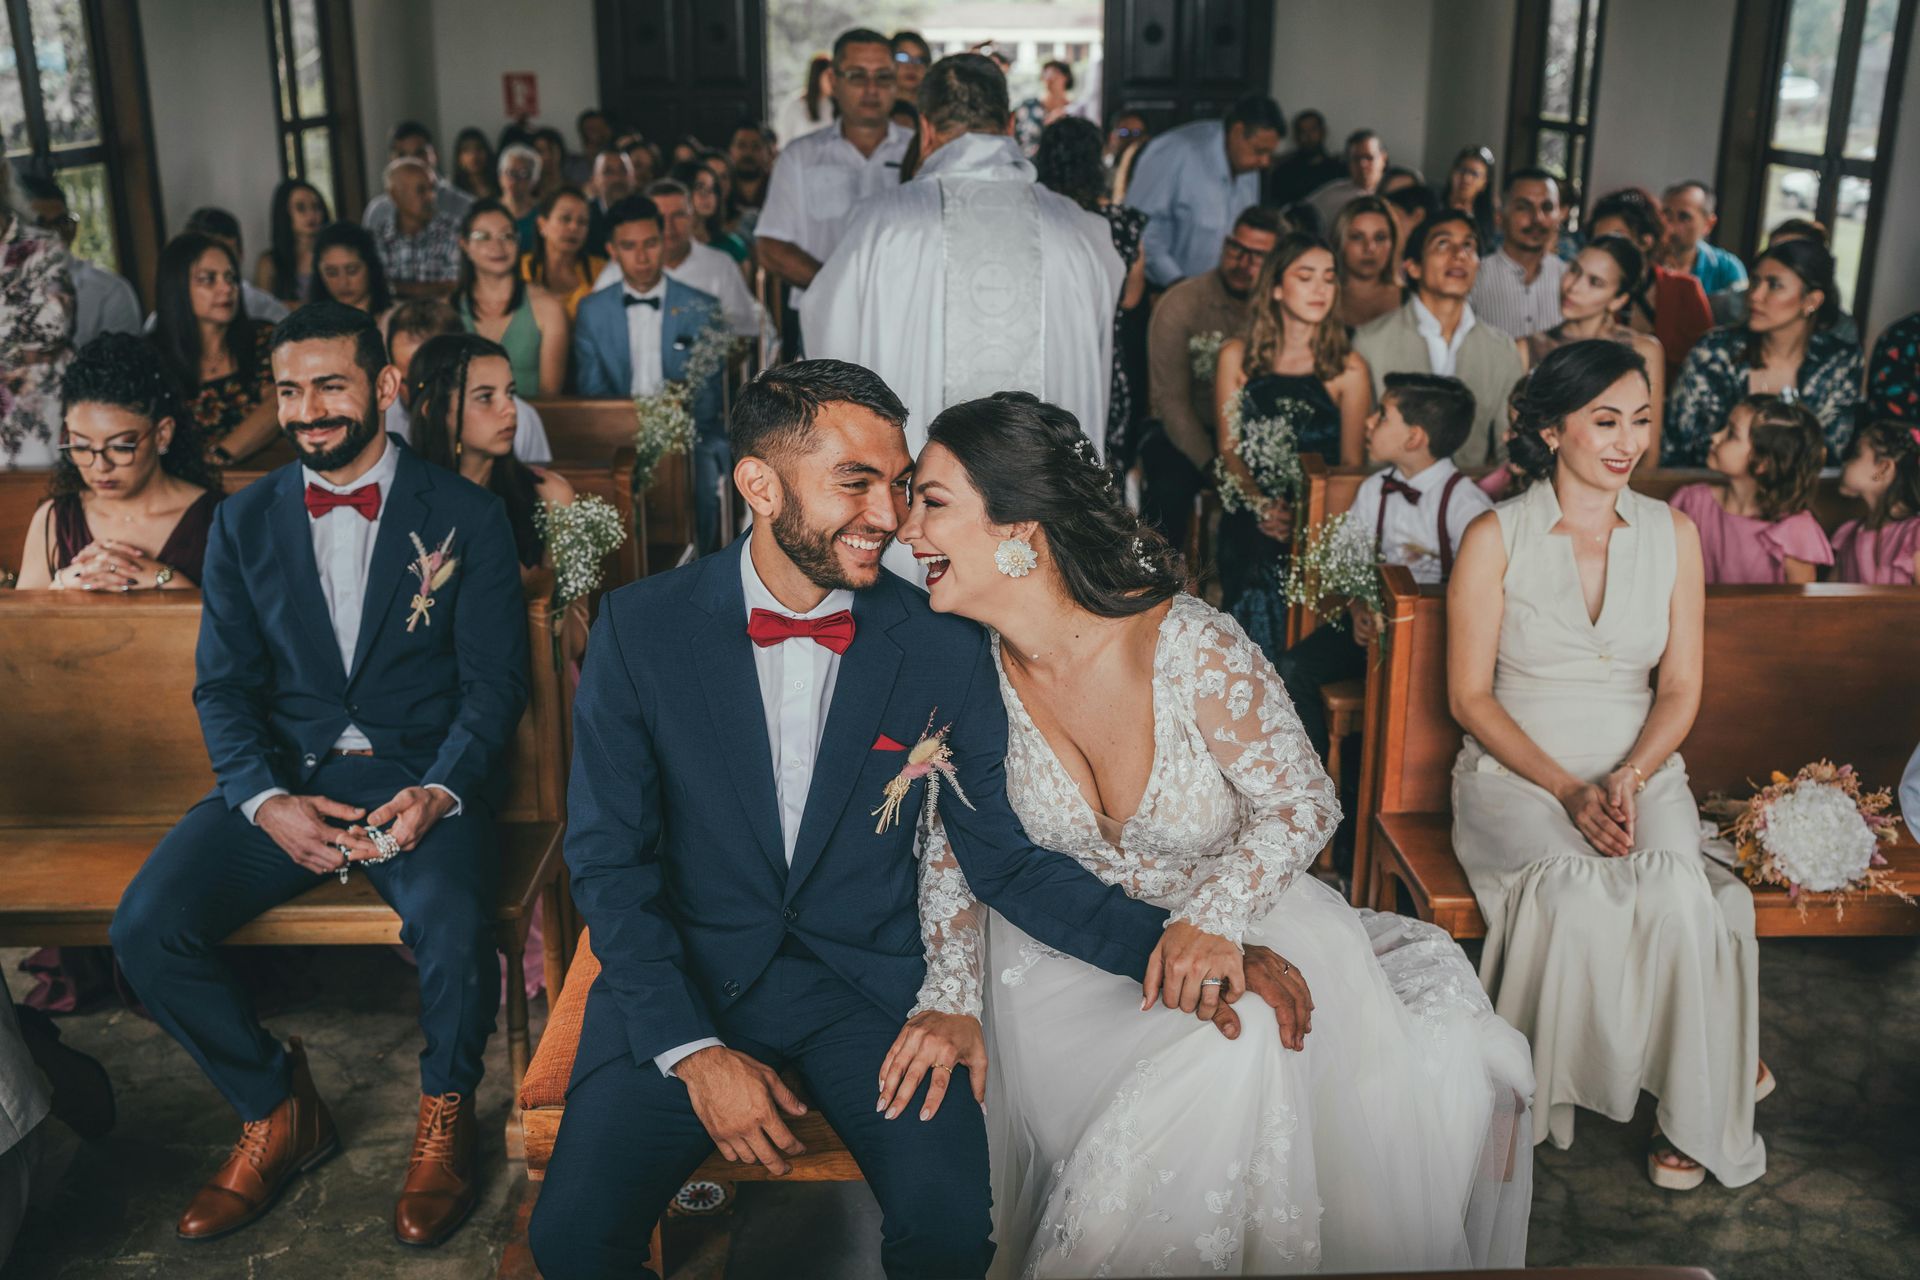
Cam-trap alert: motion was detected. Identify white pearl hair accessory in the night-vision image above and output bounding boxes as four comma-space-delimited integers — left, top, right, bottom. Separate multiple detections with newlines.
994, 536, 1038, 578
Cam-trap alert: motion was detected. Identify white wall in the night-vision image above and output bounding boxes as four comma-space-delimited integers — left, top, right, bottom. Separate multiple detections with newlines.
1271, 0, 1436, 176
1423, 0, 1516, 180
1586, 0, 1737, 201
424, 0, 597, 148
1865, 13, 1920, 339
353, 0, 438, 201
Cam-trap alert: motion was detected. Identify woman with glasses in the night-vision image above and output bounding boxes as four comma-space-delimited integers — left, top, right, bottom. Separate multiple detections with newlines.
498, 142, 544, 241
671, 160, 750, 265
150, 231, 279, 464
18, 332, 220, 592
1447, 146, 1498, 248
454, 200, 567, 397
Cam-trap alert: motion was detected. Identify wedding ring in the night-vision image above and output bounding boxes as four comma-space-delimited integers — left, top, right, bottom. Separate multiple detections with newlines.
1199, 977, 1226, 988
932, 1064, 953, 1074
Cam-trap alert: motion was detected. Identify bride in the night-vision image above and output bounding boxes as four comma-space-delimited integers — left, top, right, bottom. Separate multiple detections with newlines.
881, 392, 1536, 1277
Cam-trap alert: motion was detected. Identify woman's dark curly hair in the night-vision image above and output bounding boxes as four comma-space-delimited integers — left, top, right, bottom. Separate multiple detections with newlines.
406, 333, 543, 567
925, 392, 1185, 618
1509, 338, 1650, 484
1033, 116, 1108, 212
1743, 238, 1842, 366
50, 332, 218, 499
307, 221, 394, 313
1730, 393, 1825, 521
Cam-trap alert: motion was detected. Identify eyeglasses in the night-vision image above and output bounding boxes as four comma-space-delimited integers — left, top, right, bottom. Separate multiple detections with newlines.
893, 51, 928, 65
1222, 239, 1269, 263
838, 69, 899, 89
61, 430, 153, 468
465, 230, 514, 245
1113, 127, 1144, 139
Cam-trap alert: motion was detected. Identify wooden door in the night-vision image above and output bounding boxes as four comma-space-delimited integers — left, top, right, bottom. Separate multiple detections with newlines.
596, 0, 766, 146
1103, 0, 1275, 129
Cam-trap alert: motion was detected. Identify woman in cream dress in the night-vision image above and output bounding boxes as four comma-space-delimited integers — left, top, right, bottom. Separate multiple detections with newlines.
1447, 339, 1765, 1191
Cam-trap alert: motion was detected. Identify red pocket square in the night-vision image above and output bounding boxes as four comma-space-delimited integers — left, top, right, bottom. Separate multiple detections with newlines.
873, 733, 908, 752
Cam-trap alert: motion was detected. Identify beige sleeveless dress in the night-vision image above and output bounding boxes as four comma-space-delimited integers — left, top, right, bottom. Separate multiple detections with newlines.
1451, 479, 1764, 1187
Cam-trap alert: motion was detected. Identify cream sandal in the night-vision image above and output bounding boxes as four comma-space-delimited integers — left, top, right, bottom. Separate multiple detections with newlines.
1756, 1060, 1776, 1103
1647, 1127, 1707, 1191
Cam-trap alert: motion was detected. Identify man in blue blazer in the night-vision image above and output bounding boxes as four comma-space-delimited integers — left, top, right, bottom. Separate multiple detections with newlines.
111, 303, 528, 1248
573, 193, 729, 552
528, 361, 1294, 1279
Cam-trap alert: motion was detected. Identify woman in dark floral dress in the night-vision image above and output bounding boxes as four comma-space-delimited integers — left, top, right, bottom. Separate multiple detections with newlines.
1867, 309, 1920, 423
148, 231, 279, 464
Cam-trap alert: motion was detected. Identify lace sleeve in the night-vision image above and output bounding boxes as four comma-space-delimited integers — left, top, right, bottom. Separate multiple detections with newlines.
908, 810, 986, 1019
1171, 610, 1341, 945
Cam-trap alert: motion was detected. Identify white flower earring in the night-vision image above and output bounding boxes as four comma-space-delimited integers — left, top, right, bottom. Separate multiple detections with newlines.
994, 536, 1037, 578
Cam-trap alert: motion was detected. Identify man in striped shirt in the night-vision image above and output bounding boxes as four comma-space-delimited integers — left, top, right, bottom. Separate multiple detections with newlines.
1467, 168, 1566, 341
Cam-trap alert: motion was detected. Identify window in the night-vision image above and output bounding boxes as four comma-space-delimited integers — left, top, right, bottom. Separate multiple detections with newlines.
264, 0, 363, 217
0, 0, 119, 269
1507, 0, 1607, 219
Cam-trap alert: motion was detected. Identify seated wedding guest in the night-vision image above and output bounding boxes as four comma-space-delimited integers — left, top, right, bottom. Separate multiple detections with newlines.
1525, 235, 1667, 440
1279, 371, 1490, 761
1214, 233, 1373, 655
454, 200, 567, 397
1671, 394, 1833, 583
497, 142, 543, 241
724, 124, 773, 229
595, 178, 759, 337
616, 133, 661, 189
17, 331, 220, 590
308, 221, 395, 318
1126, 94, 1285, 287
109, 301, 528, 1247
755, 28, 914, 324
362, 121, 472, 239
1013, 58, 1075, 156
1332, 194, 1402, 329
1265, 108, 1343, 209
255, 178, 329, 305
1450, 337, 1765, 1194
573, 196, 727, 548
1661, 180, 1748, 304
1865, 309, 1919, 422
1305, 128, 1388, 230
773, 52, 837, 144
586, 148, 636, 251
182, 207, 290, 324
677, 160, 751, 264
1667, 238, 1861, 466
1587, 187, 1713, 383
374, 157, 463, 298
1141, 206, 1280, 548
18, 173, 137, 349
149, 231, 278, 464
521, 186, 603, 320
1352, 211, 1524, 467
891, 30, 931, 109
1833, 418, 1920, 583
1724, 218, 1861, 347
570, 109, 615, 186
450, 128, 498, 201
532, 129, 569, 201
383, 300, 553, 462
1446, 145, 1497, 247
1478, 375, 1531, 503
1469, 168, 1566, 340
1380, 164, 1425, 196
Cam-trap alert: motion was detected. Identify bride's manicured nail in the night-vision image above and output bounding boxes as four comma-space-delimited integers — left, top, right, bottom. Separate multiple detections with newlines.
920, 1108, 931, 1121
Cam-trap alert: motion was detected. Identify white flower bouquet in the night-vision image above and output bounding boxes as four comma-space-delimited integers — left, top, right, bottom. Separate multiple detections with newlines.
1284, 511, 1383, 629
633, 321, 735, 491
1711, 760, 1911, 920
1213, 394, 1304, 517
1188, 330, 1226, 382
533, 494, 629, 628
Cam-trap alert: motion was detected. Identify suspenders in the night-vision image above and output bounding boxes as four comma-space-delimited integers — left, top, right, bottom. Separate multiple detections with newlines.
1372, 470, 1471, 581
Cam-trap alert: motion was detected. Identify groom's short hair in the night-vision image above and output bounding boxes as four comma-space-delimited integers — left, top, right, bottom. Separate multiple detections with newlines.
919, 53, 1010, 137
270, 300, 386, 390
729, 360, 907, 464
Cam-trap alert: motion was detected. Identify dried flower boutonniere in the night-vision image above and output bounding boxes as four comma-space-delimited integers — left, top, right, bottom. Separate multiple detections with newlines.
872, 711, 975, 834
405, 529, 458, 632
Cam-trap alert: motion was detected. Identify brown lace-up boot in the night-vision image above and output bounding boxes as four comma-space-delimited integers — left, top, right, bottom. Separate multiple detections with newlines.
393, 1091, 477, 1246
176, 1036, 338, 1240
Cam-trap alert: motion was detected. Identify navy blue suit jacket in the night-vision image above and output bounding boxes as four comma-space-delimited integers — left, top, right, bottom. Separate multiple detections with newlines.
571, 276, 725, 439
193, 438, 530, 812
564, 537, 1170, 1080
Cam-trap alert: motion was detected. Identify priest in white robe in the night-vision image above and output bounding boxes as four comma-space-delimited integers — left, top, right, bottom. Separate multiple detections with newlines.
802, 53, 1123, 465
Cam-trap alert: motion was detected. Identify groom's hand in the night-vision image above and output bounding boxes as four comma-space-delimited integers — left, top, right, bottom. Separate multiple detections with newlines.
1142, 921, 1246, 1020
1237, 944, 1314, 1051
675, 1047, 809, 1175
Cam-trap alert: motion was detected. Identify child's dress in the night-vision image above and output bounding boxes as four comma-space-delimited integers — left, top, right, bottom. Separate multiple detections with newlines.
1668, 483, 1833, 584
1831, 515, 1920, 584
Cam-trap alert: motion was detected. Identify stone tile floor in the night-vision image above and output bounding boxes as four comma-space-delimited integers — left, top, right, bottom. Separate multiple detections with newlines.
5, 935, 1917, 1278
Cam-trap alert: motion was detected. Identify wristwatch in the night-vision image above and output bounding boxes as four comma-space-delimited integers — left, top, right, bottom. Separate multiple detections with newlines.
153, 563, 175, 589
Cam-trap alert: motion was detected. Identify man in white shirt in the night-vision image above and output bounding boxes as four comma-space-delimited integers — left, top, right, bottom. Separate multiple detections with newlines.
593, 179, 761, 338
381, 299, 555, 462
755, 27, 913, 325
19, 175, 141, 345
1468, 168, 1567, 340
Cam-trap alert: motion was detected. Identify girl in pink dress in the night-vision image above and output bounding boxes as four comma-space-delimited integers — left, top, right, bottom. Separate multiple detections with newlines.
1668, 394, 1833, 583
1833, 418, 1920, 584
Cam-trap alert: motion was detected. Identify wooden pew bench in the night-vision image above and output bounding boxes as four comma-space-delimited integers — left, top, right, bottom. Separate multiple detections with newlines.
0, 584, 573, 1104
530, 398, 700, 571
1361, 567, 1920, 937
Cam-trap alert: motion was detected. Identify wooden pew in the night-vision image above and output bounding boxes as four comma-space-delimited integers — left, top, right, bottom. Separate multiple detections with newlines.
0, 469, 52, 581
0, 581, 572, 1107
1362, 566, 1920, 937
528, 398, 699, 571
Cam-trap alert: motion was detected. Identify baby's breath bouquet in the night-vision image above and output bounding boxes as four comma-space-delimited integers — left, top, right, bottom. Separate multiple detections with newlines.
632, 321, 735, 491
534, 495, 628, 630
1284, 511, 1383, 629
1213, 393, 1305, 516
1188, 330, 1226, 382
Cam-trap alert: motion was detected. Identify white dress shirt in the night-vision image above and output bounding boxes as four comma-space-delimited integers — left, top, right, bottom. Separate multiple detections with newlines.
624, 279, 668, 396
597, 240, 761, 338
384, 396, 554, 463
1343, 457, 1495, 585
1410, 295, 1478, 376
755, 121, 912, 305
70, 258, 142, 345
1468, 247, 1565, 341
652, 542, 854, 1079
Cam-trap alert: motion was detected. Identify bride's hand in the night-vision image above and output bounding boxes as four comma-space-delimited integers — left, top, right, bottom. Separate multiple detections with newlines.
876, 1011, 986, 1122
1555, 778, 1632, 857
1143, 921, 1245, 1020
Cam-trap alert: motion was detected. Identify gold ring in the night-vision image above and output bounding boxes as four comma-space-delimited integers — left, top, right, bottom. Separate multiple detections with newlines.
932, 1063, 953, 1074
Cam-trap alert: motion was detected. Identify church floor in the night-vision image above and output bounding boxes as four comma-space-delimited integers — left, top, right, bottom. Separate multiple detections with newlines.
5, 935, 1916, 1279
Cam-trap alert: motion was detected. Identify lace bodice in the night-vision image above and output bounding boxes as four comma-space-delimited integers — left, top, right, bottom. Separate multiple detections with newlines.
910, 594, 1340, 1017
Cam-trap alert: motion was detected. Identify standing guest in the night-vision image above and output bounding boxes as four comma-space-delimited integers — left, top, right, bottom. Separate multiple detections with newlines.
1141, 207, 1280, 548
1125, 94, 1285, 287
110, 301, 528, 1247
573, 196, 728, 548
775, 53, 838, 144
362, 121, 473, 234
17, 174, 137, 349
256, 178, 330, 305
532, 129, 569, 201
569, 109, 615, 186
1266, 108, 1344, 210
891, 30, 932, 109
1469, 168, 1566, 340
451, 127, 499, 200
1588, 187, 1713, 382
1667, 238, 1861, 466
150, 232, 278, 464
1213, 233, 1373, 654
1013, 59, 1075, 157
1661, 181, 1748, 305
1670, 394, 1833, 583
1526, 236, 1667, 441
1833, 418, 1920, 584
1446, 145, 1498, 247
308, 221, 395, 318
1035, 116, 1149, 461
680, 161, 751, 264
182, 208, 291, 324
597, 178, 760, 337
374, 157, 464, 299
383, 299, 553, 463
1449, 338, 1765, 1194
17, 331, 220, 591
522, 186, 603, 321
1305, 129, 1389, 231
724, 124, 773, 228
1352, 212, 1524, 468
497, 142, 543, 238
756, 28, 914, 320
1105, 109, 1151, 204
453, 200, 566, 398
1865, 309, 1920, 422
1332, 194, 1402, 329
586, 148, 637, 251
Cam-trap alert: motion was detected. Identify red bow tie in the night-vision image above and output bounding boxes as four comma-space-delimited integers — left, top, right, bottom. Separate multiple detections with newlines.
304, 481, 382, 521
1381, 476, 1423, 503
747, 607, 856, 655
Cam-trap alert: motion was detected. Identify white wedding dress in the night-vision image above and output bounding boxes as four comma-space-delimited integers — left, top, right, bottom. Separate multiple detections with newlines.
911, 594, 1535, 1277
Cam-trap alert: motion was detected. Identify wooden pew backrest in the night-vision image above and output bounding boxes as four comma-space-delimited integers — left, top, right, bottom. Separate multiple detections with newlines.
0, 470, 52, 580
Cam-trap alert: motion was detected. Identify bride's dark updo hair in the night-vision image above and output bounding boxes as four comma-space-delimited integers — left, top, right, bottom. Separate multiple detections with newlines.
1509, 339, 1650, 483
925, 392, 1185, 618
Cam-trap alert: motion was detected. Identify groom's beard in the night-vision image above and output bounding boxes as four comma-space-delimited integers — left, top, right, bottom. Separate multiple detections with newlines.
283, 406, 381, 472
771, 493, 883, 592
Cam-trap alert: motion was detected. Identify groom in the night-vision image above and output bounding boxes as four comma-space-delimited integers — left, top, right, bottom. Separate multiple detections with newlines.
529, 360, 1308, 1279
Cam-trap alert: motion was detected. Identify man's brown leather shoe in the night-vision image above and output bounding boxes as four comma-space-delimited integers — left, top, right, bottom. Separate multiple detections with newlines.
177, 1036, 339, 1241
393, 1091, 477, 1247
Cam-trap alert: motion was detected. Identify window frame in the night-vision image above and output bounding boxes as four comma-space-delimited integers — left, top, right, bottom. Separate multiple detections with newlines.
261, 0, 365, 220
1506, 0, 1609, 222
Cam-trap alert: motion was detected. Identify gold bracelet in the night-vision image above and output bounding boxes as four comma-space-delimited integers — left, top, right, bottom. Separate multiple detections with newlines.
1624, 761, 1648, 794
